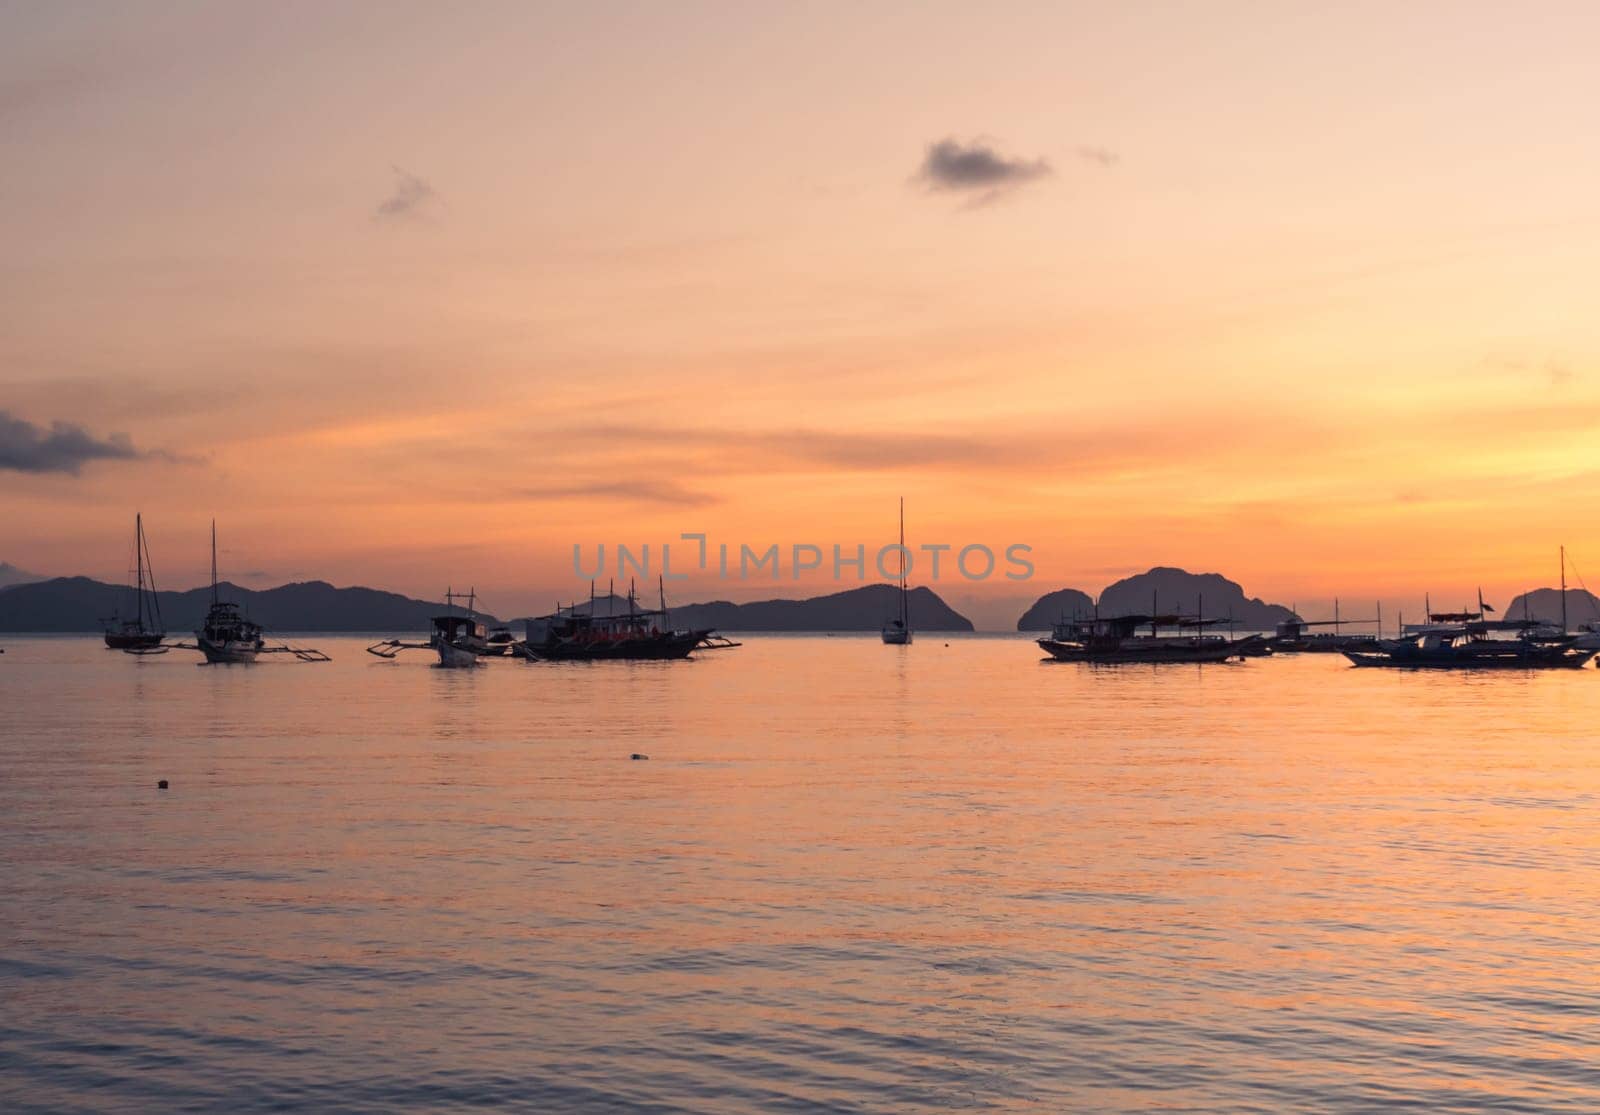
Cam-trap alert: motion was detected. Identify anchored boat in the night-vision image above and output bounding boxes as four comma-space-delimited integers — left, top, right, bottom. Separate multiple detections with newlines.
1038, 613, 1263, 664
367, 589, 489, 668
881, 497, 912, 645
1351, 559, 1596, 669
1272, 599, 1380, 653
1345, 626, 1595, 669
103, 513, 166, 650
515, 581, 735, 661
151, 522, 329, 663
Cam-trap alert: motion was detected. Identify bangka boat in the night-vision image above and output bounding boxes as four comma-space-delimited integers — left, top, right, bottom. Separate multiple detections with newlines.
881, 498, 912, 645
1038, 614, 1263, 664
1273, 600, 1380, 653
1345, 625, 1596, 669
367, 588, 489, 668
514, 581, 733, 662
103, 513, 167, 650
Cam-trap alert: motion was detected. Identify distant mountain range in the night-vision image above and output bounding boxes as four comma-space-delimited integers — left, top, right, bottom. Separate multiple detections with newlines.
661, 584, 973, 632
0, 577, 973, 633
0, 577, 498, 633
545, 584, 974, 632
1501, 587, 1600, 628
1017, 567, 1297, 630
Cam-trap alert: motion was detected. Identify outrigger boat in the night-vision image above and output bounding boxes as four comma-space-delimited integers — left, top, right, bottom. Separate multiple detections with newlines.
1352, 559, 1597, 669
151, 522, 329, 663
1273, 598, 1379, 653
881, 497, 912, 645
1038, 612, 1263, 664
367, 588, 490, 668
1345, 625, 1595, 669
103, 513, 166, 650
514, 580, 737, 662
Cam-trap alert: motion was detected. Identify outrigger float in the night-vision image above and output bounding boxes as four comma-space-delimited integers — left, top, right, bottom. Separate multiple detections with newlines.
515, 580, 738, 662
135, 522, 330, 662
367, 588, 491, 668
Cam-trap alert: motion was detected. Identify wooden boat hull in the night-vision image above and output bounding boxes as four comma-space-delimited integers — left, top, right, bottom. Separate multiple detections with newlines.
197, 637, 261, 664
881, 628, 912, 645
1344, 646, 1597, 669
435, 641, 483, 669
1039, 635, 1261, 664
105, 631, 165, 650
521, 630, 705, 661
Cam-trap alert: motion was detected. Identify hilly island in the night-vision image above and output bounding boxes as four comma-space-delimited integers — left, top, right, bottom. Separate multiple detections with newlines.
0, 576, 975, 633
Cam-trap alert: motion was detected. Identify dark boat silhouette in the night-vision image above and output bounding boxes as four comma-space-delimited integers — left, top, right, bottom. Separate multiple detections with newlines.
367, 589, 489, 668
1038, 613, 1262, 664
103, 513, 166, 650
516, 581, 733, 662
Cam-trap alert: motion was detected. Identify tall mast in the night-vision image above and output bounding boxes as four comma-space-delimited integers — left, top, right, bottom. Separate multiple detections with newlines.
134, 513, 146, 628
1561, 545, 1568, 634
898, 497, 907, 627
210, 519, 218, 607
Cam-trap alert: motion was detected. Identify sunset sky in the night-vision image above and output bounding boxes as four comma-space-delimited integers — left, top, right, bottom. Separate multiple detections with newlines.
3, 1, 1598, 627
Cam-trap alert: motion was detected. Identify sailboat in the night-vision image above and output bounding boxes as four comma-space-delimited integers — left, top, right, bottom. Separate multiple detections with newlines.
103, 513, 166, 650
881, 498, 912, 645
196, 521, 265, 664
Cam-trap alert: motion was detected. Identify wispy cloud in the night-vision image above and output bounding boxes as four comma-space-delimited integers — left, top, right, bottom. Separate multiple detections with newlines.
516, 479, 718, 508
914, 137, 1052, 205
374, 165, 436, 221
1075, 145, 1119, 167
0, 411, 147, 474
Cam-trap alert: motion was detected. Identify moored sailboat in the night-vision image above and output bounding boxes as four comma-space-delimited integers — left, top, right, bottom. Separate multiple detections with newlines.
103, 513, 166, 650
881, 498, 912, 645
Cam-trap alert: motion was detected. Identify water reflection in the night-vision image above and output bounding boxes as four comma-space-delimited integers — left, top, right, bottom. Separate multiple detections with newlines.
2, 635, 1598, 1111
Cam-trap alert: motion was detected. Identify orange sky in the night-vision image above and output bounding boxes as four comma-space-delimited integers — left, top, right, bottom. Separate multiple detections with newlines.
3, 2, 1598, 627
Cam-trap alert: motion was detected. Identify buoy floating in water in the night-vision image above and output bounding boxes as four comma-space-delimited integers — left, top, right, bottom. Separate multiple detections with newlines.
157, 779, 169, 790
630, 753, 648, 761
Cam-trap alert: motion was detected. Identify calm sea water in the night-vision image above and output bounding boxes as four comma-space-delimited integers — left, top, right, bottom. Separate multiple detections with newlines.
3, 634, 1599, 1112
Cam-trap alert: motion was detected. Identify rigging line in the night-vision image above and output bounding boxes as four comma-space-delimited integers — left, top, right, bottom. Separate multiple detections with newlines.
1565, 553, 1600, 618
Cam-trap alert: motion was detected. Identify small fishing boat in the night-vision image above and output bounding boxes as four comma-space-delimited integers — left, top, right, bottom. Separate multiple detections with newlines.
103, 513, 167, 650
515, 581, 733, 662
367, 589, 489, 668
1038, 613, 1263, 664
881, 498, 912, 645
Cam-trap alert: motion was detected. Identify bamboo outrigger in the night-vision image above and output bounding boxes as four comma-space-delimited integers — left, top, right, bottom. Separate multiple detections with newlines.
367, 588, 490, 668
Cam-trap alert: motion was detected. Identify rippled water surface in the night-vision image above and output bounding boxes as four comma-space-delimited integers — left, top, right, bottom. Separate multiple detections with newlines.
3, 634, 1599, 1112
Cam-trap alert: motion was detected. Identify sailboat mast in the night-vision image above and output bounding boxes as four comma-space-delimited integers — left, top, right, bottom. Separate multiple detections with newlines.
134, 513, 146, 628
210, 519, 218, 608
1561, 546, 1568, 634
898, 497, 907, 626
